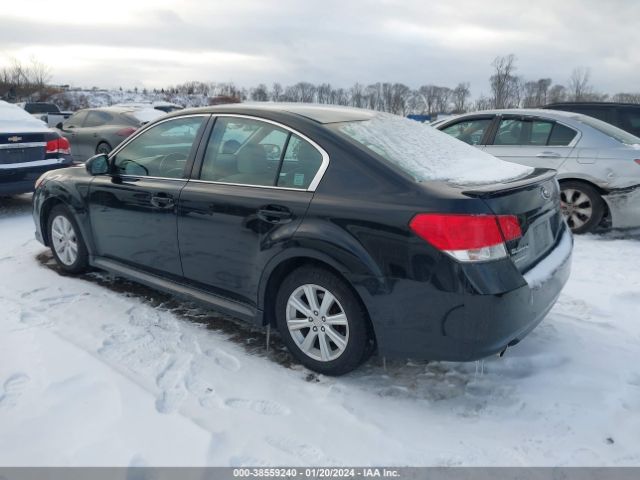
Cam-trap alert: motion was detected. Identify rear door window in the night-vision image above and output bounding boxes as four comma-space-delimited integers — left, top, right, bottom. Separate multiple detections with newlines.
493, 118, 577, 146
277, 135, 324, 189
200, 117, 288, 187
63, 111, 88, 129
84, 111, 114, 128
547, 123, 578, 146
494, 119, 526, 145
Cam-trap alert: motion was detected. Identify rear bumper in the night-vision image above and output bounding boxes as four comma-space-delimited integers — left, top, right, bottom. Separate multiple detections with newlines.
0, 157, 73, 195
367, 228, 573, 361
603, 185, 640, 229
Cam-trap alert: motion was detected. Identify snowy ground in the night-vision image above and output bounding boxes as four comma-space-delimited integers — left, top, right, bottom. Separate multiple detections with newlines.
0, 194, 639, 467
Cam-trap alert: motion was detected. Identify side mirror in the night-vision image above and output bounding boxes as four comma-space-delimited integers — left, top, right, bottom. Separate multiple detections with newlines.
85, 153, 110, 176
56, 122, 63, 129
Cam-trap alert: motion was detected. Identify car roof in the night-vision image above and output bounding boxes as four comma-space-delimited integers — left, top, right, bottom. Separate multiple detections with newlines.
544, 102, 640, 108
173, 103, 376, 124
440, 108, 593, 124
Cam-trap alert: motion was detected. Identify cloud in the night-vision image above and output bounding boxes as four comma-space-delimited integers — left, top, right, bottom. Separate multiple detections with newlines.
0, 0, 638, 94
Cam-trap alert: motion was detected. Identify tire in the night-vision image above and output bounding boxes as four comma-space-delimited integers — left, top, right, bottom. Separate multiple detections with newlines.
560, 181, 605, 234
276, 266, 370, 375
96, 142, 112, 155
47, 205, 89, 274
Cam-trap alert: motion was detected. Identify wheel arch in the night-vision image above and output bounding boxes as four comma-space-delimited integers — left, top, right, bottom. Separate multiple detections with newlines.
38, 182, 94, 254
259, 253, 379, 348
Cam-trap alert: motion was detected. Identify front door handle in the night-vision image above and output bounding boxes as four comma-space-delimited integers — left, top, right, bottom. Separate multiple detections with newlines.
257, 205, 292, 224
150, 194, 175, 209
536, 151, 562, 158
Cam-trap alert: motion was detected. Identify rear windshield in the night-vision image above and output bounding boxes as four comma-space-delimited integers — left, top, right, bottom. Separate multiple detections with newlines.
25, 103, 59, 114
332, 113, 533, 185
573, 114, 640, 145
124, 108, 166, 126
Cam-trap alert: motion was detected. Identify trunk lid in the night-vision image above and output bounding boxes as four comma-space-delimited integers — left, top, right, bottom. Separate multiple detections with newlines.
462, 169, 564, 272
0, 132, 50, 167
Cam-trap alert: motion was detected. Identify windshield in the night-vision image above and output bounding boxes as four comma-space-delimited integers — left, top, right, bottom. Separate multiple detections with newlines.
573, 114, 640, 145
332, 112, 533, 185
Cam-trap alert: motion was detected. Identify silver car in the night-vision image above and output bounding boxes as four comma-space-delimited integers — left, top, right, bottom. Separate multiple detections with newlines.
58, 106, 165, 162
436, 109, 640, 233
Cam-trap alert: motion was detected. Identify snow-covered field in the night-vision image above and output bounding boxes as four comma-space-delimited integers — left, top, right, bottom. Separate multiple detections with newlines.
0, 194, 639, 467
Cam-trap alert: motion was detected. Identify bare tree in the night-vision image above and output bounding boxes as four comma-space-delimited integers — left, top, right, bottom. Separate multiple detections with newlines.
474, 94, 493, 111
250, 83, 269, 101
548, 84, 567, 103
451, 82, 471, 113
271, 82, 283, 102
612, 92, 640, 104
568, 67, 592, 101
349, 82, 365, 108
28, 57, 52, 88
490, 54, 521, 108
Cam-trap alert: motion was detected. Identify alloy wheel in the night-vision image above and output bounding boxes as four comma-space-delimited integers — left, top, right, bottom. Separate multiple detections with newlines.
560, 187, 593, 230
286, 283, 349, 362
51, 215, 79, 266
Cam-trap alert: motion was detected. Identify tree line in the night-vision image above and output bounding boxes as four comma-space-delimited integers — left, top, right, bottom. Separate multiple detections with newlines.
3, 54, 640, 115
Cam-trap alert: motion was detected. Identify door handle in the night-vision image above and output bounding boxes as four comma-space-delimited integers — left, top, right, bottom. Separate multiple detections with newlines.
536, 152, 562, 158
257, 205, 292, 224
150, 194, 175, 209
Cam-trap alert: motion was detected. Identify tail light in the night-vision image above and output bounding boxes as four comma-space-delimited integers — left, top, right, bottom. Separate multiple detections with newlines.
46, 137, 71, 155
409, 213, 522, 262
116, 127, 137, 137
634, 159, 640, 165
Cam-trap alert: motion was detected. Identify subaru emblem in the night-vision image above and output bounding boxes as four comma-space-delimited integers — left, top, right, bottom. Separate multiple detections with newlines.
541, 186, 551, 200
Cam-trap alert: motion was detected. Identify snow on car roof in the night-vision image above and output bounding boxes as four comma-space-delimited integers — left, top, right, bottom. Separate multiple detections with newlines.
0, 100, 50, 133
337, 112, 534, 185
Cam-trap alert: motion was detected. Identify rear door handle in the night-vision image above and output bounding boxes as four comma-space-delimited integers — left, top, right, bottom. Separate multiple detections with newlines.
150, 194, 175, 209
536, 151, 562, 158
257, 205, 292, 224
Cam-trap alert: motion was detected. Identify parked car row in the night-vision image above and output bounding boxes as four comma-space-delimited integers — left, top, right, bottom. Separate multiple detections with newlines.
1, 97, 639, 373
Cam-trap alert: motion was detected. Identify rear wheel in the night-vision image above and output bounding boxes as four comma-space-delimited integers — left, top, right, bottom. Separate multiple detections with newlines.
96, 142, 112, 155
276, 267, 369, 375
47, 205, 89, 274
560, 181, 605, 234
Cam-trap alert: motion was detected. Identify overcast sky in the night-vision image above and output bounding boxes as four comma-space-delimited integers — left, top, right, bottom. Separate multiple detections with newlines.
1, 0, 638, 95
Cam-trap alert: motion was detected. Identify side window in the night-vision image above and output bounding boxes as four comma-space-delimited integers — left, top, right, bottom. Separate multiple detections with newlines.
84, 111, 113, 128
494, 119, 526, 145
277, 135, 323, 189
548, 123, 578, 146
113, 116, 206, 178
529, 121, 553, 145
441, 118, 492, 145
200, 117, 288, 186
64, 110, 88, 129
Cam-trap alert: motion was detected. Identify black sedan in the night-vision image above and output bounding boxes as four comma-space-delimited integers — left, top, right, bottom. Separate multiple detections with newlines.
32, 104, 572, 375
1, 100, 73, 196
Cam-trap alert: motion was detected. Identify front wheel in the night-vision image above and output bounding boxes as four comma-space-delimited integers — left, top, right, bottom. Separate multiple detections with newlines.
560, 181, 605, 234
47, 205, 89, 274
96, 142, 112, 155
275, 267, 370, 375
